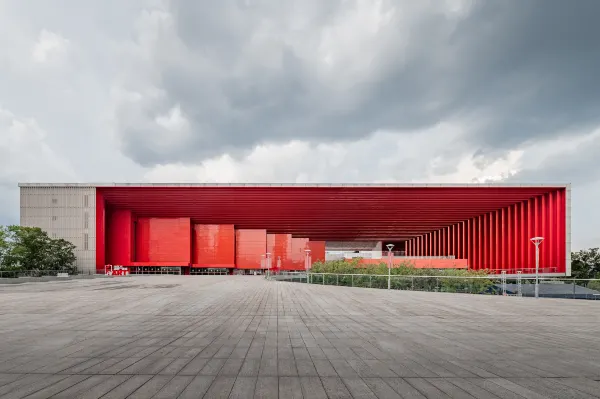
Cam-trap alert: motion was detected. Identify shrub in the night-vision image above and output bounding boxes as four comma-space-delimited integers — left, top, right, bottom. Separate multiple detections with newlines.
309, 259, 494, 293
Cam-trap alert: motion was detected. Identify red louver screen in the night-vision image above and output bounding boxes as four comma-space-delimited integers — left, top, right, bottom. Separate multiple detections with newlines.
192, 224, 235, 267
135, 217, 191, 263
236, 229, 267, 269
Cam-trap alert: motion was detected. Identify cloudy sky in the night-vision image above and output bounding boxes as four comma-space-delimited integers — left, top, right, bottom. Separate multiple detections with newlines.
1, 0, 599, 249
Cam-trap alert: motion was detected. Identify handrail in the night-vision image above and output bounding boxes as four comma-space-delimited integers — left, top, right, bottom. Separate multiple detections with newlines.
271, 271, 600, 281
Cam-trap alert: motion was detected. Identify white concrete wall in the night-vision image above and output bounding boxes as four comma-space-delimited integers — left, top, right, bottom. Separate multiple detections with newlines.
325, 241, 382, 251
19, 186, 96, 274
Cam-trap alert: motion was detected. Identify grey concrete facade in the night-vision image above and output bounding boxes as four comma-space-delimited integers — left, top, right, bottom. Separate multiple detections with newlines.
19, 185, 96, 274
0, 276, 598, 398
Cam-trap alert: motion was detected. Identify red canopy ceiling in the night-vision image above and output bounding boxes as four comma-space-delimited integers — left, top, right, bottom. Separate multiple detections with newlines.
99, 185, 564, 240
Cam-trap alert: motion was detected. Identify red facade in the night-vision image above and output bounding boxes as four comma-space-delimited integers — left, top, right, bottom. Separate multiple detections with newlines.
291, 238, 310, 270
135, 217, 190, 265
192, 224, 235, 267
235, 229, 267, 269
96, 185, 569, 275
267, 234, 293, 270
105, 209, 133, 266
308, 241, 326, 263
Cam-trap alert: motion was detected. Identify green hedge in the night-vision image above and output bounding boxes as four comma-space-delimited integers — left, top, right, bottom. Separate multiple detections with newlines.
309, 259, 495, 294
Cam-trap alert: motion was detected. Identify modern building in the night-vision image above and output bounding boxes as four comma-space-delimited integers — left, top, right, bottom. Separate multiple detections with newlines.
19, 183, 571, 276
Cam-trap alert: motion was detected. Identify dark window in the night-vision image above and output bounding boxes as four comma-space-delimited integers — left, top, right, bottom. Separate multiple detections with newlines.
52, 216, 57, 221
84, 195, 89, 207
84, 233, 89, 250
84, 212, 89, 228
51, 198, 57, 204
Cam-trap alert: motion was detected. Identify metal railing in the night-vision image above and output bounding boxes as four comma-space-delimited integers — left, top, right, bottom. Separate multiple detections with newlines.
0, 269, 83, 278
267, 271, 600, 300
129, 267, 182, 275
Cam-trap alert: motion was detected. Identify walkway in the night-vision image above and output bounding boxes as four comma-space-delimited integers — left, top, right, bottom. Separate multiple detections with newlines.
0, 276, 599, 398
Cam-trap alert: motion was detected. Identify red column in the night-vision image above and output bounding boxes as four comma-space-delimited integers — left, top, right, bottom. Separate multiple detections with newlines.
557, 189, 566, 273
430, 232, 434, 257
489, 213, 493, 270
455, 222, 460, 259
495, 210, 501, 270
461, 221, 466, 261
548, 192, 554, 269
451, 224, 455, 258
540, 194, 547, 270
448, 226, 452, 257
507, 205, 512, 271
519, 201, 524, 270
475, 216, 487, 269
500, 208, 506, 271
471, 218, 476, 269
468, 218, 474, 269
440, 229, 445, 256
482, 214, 486, 270
523, 200, 535, 269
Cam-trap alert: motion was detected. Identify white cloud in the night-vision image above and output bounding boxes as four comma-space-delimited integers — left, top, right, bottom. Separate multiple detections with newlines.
31, 29, 69, 64
0, 0, 598, 251
0, 107, 75, 182
0, 107, 77, 224
144, 121, 523, 184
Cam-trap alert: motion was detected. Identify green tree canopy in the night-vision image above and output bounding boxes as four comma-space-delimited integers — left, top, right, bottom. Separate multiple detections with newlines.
0, 225, 77, 273
571, 248, 600, 279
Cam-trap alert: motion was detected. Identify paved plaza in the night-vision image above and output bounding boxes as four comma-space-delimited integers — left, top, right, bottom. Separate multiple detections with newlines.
0, 276, 599, 398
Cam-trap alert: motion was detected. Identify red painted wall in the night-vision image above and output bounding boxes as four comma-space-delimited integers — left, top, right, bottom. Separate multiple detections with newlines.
267, 233, 293, 270
236, 229, 267, 269
356, 258, 468, 269
135, 217, 191, 264
106, 209, 133, 266
308, 240, 326, 263
192, 224, 235, 267
405, 189, 567, 274
95, 190, 105, 273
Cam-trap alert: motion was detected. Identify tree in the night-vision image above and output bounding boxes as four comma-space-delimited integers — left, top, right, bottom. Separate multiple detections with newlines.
570, 248, 600, 280
0, 225, 77, 274
0, 226, 9, 268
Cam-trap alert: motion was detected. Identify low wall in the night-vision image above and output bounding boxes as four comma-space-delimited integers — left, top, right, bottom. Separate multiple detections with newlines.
354, 258, 468, 269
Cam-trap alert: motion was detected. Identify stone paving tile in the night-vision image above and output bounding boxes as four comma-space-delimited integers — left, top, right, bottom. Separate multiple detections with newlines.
1, 275, 600, 398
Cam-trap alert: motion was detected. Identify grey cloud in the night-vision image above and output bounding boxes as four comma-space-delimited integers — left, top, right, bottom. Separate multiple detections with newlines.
112, 0, 600, 167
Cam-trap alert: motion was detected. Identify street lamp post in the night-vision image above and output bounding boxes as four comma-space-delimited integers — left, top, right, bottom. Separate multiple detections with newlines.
266, 252, 271, 278
530, 237, 544, 298
386, 244, 394, 290
305, 249, 311, 284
